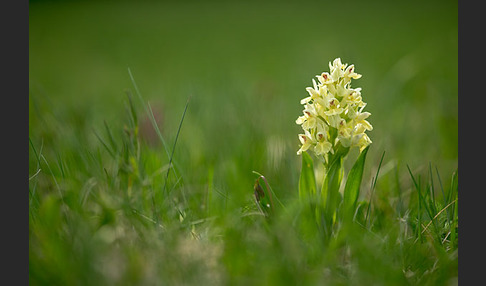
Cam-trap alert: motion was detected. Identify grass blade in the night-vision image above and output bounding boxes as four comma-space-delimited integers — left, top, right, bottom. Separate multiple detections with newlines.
364, 150, 385, 227
93, 128, 117, 159
435, 166, 450, 220
163, 97, 190, 197
125, 91, 138, 129
127, 67, 170, 160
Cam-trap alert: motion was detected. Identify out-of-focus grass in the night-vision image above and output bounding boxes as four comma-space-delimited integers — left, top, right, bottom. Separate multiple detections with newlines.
29, 0, 458, 285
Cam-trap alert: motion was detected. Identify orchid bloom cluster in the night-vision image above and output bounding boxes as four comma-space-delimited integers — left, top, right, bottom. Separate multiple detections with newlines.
296, 58, 372, 162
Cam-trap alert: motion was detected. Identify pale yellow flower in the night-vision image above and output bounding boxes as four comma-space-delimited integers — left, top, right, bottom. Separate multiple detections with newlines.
316, 120, 329, 135
325, 114, 342, 129
314, 131, 333, 156
323, 98, 343, 116
341, 88, 363, 107
352, 111, 373, 131
297, 131, 315, 155
301, 79, 328, 105
357, 133, 372, 152
336, 120, 354, 147
317, 72, 332, 85
296, 57, 372, 158
296, 104, 319, 130
344, 64, 362, 80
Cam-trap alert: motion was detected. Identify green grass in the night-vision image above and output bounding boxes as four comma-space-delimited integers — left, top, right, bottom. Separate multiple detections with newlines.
29, 0, 457, 285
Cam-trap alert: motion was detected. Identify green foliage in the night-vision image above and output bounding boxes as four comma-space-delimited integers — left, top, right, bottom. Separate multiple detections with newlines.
318, 155, 344, 237
298, 151, 316, 203
253, 173, 275, 217
342, 146, 370, 219
29, 1, 457, 285
29, 92, 459, 284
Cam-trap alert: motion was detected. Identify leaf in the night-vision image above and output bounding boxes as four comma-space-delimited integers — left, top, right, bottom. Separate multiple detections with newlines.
319, 155, 344, 234
254, 179, 272, 217
342, 145, 370, 216
299, 151, 316, 203
321, 156, 343, 212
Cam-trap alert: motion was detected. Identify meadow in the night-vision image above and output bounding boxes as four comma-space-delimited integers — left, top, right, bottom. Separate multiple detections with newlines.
29, 0, 458, 285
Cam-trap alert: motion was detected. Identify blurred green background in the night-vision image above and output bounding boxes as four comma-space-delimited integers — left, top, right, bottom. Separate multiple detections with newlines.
29, 0, 458, 284
29, 0, 457, 215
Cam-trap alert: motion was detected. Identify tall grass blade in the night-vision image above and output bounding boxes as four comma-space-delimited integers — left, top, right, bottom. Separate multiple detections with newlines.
127, 67, 170, 160
103, 120, 118, 154
93, 129, 117, 160
29, 137, 42, 169
364, 150, 385, 227
408, 165, 441, 243
428, 163, 438, 215
207, 167, 214, 216
449, 170, 458, 244
40, 154, 65, 207
29, 137, 43, 210
163, 97, 190, 197
145, 102, 173, 164
435, 166, 449, 220
407, 165, 423, 242
125, 91, 138, 129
